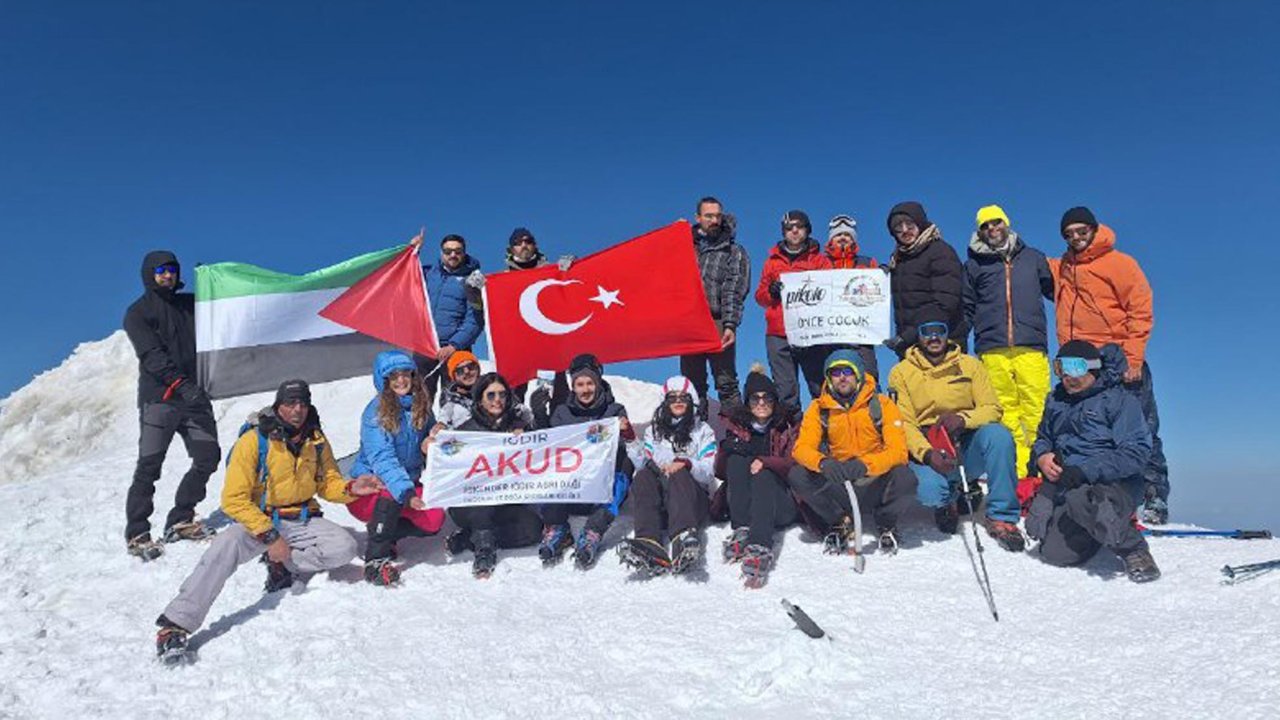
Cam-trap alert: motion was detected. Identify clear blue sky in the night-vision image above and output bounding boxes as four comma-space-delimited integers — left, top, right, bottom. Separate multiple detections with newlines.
3, 1, 1277, 528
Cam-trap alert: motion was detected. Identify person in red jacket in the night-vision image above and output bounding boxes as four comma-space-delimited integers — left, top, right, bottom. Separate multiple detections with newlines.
819, 214, 882, 384
754, 210, 832, 418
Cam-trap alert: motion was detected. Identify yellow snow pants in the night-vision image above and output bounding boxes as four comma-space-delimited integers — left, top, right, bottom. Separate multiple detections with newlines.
980, 347, 1050, 476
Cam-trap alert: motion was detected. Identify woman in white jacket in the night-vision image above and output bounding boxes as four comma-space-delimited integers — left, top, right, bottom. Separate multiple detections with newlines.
620, 376, 718, 574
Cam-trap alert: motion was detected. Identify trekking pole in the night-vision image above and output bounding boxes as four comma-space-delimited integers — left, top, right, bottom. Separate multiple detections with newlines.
1142, 528, 1272, 539
957, 463, 1000, 622
843, 483, 866, 574
1221, 558, 1280, 583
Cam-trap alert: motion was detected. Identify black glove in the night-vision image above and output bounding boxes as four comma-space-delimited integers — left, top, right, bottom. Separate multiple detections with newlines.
768, 280, 783, 301
936, 413, 966, 438
1057, 465, 1088, 490
528, 386, 552, 429
821, 458, 868, 485
175, 380, 206, 405
924, 449, 958, 475
882, 335, 905, 353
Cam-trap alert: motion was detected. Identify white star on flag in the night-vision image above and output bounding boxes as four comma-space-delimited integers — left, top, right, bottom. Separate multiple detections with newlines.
588, 285, 624, 310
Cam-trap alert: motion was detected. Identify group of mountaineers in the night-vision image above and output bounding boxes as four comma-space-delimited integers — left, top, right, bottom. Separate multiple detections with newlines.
119, 196, 1167, 663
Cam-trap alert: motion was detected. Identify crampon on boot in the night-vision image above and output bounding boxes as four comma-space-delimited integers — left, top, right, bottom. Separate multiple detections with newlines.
618, 537, 671, 575
722, 526, 750, 563
986, 519, 1027, 552
162, 520, 216, 544
877, 526, 899, 555
471, 529, 498, 579
155, 621, 192, 667
572, 528, 604, 570
934, 503, 960, 535
364, 557, 401, 587
261, 554, 294, 593
444, 529, 472, 558
127, 533, 165, 562
669, 529, 703, 575
741, 544, 775, 589
1121, 547, 1162, 583
822, 516, 857, 556
537, 523, 574, 566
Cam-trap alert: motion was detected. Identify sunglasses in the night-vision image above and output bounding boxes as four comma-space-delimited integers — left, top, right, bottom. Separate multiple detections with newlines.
454, 362, 479, 376
484, 390, 508, 401
918, 322, 949, 340
1062, 226, 1093, 240
153, 263, 179, 275
665, 393, 692, 404
891, 220, 918, 233
826, 365, 858, 378
980, 219, 1005, 230
747, 393, 774, 406
784, 223, 806, 232
1054, 356, 1101, 378
441, 247, 466, 256
512, 237, 536, 246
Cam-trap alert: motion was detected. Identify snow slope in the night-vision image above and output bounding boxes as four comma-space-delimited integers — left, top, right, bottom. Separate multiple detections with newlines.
1, 333, 1277, 719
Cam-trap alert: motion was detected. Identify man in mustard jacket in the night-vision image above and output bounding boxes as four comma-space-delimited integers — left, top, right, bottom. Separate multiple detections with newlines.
887, 319, 1024, 552
154, 380, 380, 663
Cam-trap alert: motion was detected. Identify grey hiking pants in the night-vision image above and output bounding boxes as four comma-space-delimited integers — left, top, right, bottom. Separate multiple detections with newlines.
1026, 481, 1148, 567
161, 518, 358, 632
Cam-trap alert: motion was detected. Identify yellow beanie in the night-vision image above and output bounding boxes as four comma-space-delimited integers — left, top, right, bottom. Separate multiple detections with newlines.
976, 205, 1010, 229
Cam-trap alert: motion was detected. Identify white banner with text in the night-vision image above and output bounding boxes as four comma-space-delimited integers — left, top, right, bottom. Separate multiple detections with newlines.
780, 269, 893, 347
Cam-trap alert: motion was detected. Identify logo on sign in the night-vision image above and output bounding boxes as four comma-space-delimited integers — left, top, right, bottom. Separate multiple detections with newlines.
785, 281, 826, 308
586, 423, 612, 444
440, 438, 466, 456
840, 275, 885, 307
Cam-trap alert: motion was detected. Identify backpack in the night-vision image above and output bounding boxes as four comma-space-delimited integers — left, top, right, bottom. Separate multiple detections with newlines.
817, 394, 884, 456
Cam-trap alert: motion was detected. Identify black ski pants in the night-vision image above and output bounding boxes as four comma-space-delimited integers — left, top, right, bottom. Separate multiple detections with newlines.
1026, 481, 1149, 567
365, 495, 440, 561
447, 505, 542, 549
724, 455, 798, 548
625, 467, 709, 543
126, 400, 221, 540
786, 463, 917, 531
679, 330, 741, 412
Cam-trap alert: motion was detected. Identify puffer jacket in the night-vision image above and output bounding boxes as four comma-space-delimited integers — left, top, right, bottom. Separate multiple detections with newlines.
122, 250, 199, 407
715, 412, 801, 480
887, 344, 1003, 462
222, 410, 352, 536
754, 240, 832, 337
792, 376, 908, 477
1049, 225, 1154, 370
824, 237, 879, 270
1031, 344, 1153, 502
349, 351, 434, 503
964, 231, 1054, 353
888, 225, 968, 348
693, 224, 751, 329
424, 254, 484, 349
628, 418, 718, 490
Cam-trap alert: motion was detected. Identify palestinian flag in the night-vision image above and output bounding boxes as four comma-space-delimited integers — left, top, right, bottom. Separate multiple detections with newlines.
195, 246, 406, 399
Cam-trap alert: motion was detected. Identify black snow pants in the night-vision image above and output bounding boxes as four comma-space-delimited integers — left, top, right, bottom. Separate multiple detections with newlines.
126, 400, 221, 540
625, 467, 709, 542
724, 455, 798, 548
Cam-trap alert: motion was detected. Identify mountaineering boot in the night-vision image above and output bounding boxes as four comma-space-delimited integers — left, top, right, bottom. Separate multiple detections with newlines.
155, 618, 191, 666
262, 553, 294, 593
934, 504, 960, 535
618, 537, 671, 575
1121, 547, 1162, 583
1140, 497, 1169, 526
572, 528, 604, 570
957, 485, 984, 516
444, 529, 472, 558
471, 529, 498, 579
722, 526, 750, 563
822, 516, 856, 556
740, 544, 775, 589
538, 523, 574, 566
162, 520, 216, 544
876, 526, 900, 555
986, 519, 1027, 552
127, 533, 165, 562
364, 557, 401, 587
669, 529, 703, 574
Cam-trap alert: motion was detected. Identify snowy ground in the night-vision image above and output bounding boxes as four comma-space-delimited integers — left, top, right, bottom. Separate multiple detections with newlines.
1, 333, 1278, 719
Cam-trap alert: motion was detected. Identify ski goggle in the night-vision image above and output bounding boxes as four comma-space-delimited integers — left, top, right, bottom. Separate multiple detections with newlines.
153, 263, 179, 275
665, 392, 692, 404
918, 321, 949, 340
1054, 356, 1102, 378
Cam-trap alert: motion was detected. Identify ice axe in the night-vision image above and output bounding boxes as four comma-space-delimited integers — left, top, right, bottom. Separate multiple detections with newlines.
928, 424, 1000, 622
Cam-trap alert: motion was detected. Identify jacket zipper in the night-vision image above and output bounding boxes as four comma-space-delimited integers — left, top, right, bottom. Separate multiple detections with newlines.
1004, 258, 1014, 346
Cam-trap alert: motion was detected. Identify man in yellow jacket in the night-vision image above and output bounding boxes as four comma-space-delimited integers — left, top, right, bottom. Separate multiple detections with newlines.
153, 380, 380, 664
788, 349, 916, 555
887, 320, 1024, 552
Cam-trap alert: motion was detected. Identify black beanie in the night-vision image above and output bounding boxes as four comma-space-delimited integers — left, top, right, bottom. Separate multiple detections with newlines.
569, 353, 603, 384
743, 367, 779, 401
887, 201, 930, 234
781, 210, 811, 232
1057, 340, 1101, 361
1060, 207, 1098, 235
508, 227, 535, 247
274, 379, 312, 408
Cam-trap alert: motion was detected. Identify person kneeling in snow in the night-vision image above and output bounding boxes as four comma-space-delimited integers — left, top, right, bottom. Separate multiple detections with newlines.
787, 350, 915, 556
618, 376, 718, 575
1026, 341, 1160, 583
154, 380, 380, 661
347, 351, 445, 587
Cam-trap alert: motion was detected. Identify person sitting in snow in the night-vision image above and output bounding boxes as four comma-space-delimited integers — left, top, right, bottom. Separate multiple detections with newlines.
618, 376, 718, 575
440, 372, 543, 578
154, 379, 380, 662
346, 351, 446, 587
1026, 340, 1160, 582
536, 354, 636, 570
436, 350, 533, 430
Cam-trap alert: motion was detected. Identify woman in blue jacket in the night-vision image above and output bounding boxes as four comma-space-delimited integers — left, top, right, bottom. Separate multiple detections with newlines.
348, 350, 445, 586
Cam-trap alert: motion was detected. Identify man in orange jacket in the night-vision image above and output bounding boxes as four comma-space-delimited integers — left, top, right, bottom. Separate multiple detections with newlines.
1052, 207, 1168, 524
788, 349, 916, 555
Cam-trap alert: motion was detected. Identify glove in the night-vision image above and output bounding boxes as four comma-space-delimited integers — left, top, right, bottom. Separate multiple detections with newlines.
924, 449, 958, 475
557, 254, 575, 271
1057, 465, 1088, 490
465, 269, 486, 289
768, 280, 783, 301
528, 386, 552, 429
175, 380, 206, 405
820, 458, 868, 485
936, 413, 966, 438
882, 335, 905, 353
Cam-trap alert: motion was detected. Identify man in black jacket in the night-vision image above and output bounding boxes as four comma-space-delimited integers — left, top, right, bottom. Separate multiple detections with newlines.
681, 196, 750, 415
885, 201, 967, 358
122, 251, 221, 560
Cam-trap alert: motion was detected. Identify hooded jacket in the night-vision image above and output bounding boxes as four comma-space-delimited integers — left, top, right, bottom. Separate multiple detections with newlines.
222, 408, 353, 536
963, 231, 1055, 353
1031, 344, 1152, 502
693, 222, 751, 329
1049, 225, 1154, 370
754, 240, 832, 337
824, 237, 879, 270
349, 351, 434, 503
887, 343, 1004, 462
424, 254, 485, 350
122, 251, 200, 407
887, 223, 968, 348
792, 375, 908, 477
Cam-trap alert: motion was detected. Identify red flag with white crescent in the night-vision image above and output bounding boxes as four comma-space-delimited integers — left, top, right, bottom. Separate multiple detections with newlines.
483, 221, 721, 384
319, 245, 440, 358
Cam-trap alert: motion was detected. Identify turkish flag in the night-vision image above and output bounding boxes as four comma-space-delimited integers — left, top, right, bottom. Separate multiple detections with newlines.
484, 221, 721, 384
319, 245, 440, 358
